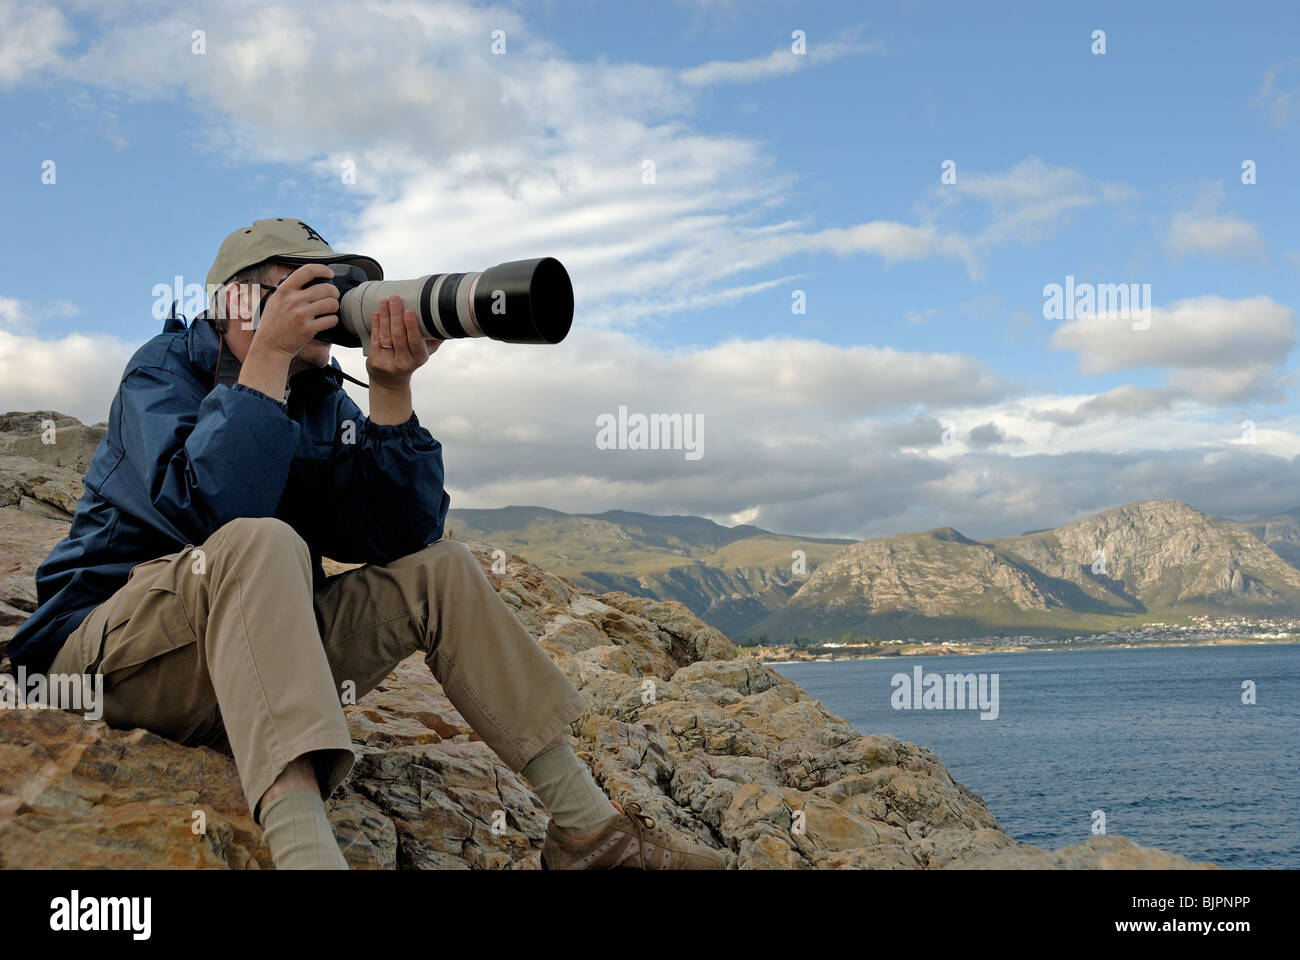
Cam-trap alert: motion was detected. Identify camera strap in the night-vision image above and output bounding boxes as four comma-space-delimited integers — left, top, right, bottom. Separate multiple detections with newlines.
320, 365, 370, 390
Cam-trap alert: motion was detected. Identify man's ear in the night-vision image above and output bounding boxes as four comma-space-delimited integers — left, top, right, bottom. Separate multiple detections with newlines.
223, 281, 251, 328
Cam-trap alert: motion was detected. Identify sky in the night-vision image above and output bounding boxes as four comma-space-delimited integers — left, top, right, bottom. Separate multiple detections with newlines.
1, 0, 1298, 541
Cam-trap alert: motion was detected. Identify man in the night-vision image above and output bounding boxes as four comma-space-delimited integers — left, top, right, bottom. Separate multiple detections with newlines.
7, 218, 724, 870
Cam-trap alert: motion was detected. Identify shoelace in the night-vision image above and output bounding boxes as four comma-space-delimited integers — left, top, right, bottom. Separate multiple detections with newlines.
620, 801, 662, 869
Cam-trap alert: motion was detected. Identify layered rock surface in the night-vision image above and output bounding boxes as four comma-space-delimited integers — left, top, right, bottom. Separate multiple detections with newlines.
0, 412, 1212, 869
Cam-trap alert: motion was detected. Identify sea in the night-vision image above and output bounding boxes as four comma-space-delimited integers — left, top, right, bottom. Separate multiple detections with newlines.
771, 643, 1299, 869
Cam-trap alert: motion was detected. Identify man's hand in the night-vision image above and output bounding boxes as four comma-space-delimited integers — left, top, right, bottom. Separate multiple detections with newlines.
237, 263, 340, 403
366, 295, 442, 388
248, 263, 340, 360
366, 295, 442, 425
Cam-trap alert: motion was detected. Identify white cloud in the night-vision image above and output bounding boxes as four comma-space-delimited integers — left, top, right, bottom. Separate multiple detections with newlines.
1253, 58, 1300, 129
680, 33, 884, 86
1050, 295, 1295, 403
0, 328, 134, 424
0, 2, 71, 88
1034, 385, 1185, 427
1165, 182, 1263, 261
800, 222, 979, 278
0, 295, 81, 333
921, 156, 1136, 249
1166, 213, 1262, 260
931, 392, 1300, 461
327, 326, 1014, 526
0, 296, 27, 331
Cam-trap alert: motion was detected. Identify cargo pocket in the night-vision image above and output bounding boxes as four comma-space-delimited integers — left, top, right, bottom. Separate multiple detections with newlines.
95, 550, 199, 679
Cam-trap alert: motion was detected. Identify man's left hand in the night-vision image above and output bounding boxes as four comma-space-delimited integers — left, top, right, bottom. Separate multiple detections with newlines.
366, 295, 443, 390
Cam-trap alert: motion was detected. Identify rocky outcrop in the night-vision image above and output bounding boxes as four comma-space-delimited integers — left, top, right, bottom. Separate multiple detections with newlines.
582, 562, 808, 639
1233, 508, 1300, 572
782, 527, 1063, 618
1000, 499, 1300, 610
0, 412, 1213, 869
0, 412, 105, 523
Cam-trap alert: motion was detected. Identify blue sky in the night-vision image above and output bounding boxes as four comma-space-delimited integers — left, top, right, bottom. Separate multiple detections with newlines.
1, 0, 1298, 540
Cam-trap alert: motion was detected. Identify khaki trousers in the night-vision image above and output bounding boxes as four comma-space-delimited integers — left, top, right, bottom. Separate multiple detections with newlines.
47, 516, 588, 822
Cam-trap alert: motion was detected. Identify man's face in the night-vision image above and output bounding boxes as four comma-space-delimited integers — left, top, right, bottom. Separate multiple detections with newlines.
223, 261, 333, 374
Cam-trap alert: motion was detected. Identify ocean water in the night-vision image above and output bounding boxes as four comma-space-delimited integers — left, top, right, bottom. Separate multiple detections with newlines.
772, 643, 1300, 868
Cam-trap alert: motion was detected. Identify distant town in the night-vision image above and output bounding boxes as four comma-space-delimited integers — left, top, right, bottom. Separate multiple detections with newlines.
742, 615, 1300, 663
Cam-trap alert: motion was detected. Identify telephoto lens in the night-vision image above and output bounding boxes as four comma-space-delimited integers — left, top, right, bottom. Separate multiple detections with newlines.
307, 257, 573, 353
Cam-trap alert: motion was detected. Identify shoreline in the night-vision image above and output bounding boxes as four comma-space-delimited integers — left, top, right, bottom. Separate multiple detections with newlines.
754, 637, 1300, 664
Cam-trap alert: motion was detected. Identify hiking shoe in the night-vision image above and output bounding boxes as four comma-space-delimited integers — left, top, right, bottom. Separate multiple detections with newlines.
541, 800, 726, 870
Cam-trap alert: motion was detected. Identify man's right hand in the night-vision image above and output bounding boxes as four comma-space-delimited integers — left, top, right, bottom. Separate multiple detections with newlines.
248, 263, 340, 360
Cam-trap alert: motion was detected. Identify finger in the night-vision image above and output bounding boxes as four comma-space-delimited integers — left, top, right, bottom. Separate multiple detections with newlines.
301, 282, 341, 303
423, 338, 442, 356
376, 298, 393, 351
401, 309, 424, 362
308, 296, 340, 319
282, 262, 334, 291
388, 300, 414, 363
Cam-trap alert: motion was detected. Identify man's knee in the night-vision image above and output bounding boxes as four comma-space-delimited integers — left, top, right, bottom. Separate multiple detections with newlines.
211, 516, 307, 555
417, 539, 484, 578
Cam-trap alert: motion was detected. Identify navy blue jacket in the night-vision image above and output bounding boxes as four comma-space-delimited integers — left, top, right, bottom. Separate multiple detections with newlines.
7, 314, 450, 674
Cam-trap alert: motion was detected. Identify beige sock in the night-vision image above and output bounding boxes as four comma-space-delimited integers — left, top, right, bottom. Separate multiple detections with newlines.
522, 742, 618, 837
260, 787, 349, 870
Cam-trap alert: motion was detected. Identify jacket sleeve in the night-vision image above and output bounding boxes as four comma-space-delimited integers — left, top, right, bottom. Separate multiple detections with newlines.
118, 365, 301, 544
306, 390, 451, 565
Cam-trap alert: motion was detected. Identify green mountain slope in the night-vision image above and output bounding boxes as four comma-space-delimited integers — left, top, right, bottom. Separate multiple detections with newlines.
445, 506, 851, 635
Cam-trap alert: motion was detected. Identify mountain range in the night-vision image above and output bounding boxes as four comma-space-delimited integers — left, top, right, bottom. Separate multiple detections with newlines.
447, 499, 1300, 642
446, 506, 851, 636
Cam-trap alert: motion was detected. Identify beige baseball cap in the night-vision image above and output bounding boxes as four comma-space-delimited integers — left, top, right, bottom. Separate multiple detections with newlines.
206, 217, 384, 289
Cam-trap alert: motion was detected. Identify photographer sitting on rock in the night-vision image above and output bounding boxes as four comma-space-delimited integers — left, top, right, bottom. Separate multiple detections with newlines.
6, 218, 723, 870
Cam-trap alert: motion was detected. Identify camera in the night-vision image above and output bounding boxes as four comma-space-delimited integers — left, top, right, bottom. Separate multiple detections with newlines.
300, 257, 574, 353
